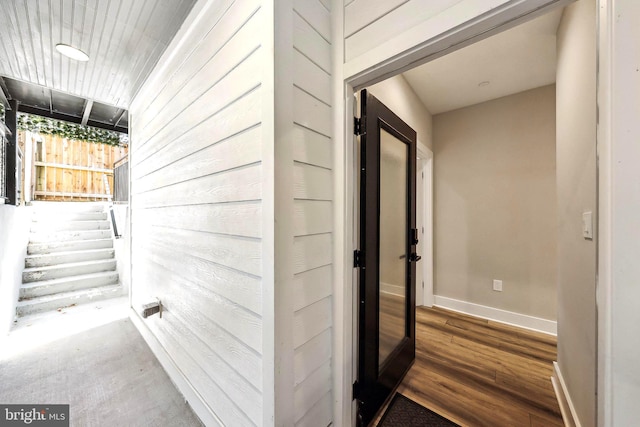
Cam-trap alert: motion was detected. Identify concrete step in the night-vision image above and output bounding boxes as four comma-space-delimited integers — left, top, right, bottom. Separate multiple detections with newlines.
25, 248, 115, 268
16, 284, 124, 317
28, 238, 114, 255
32, 211, 108, 222
23, 259, 117, 283
30, 202, 106, 213
28, 229, 112, 243
20, 271, 119, 299
30, 220, 111, 232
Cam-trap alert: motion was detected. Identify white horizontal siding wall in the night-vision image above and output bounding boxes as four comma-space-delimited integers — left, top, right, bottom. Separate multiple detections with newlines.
129, 0, 265, 425
291, 0, 333, 425
341, 0, 563, 83
344, 0, 463, 61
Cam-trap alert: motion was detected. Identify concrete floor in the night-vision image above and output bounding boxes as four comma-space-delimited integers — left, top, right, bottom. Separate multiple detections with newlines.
0, 303, 202, 427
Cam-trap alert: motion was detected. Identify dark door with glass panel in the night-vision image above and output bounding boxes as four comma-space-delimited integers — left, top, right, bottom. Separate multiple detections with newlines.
355, 89, 418, 426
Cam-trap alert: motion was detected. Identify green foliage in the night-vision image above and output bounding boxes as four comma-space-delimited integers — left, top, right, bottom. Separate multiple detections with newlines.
17, 113, 128, 146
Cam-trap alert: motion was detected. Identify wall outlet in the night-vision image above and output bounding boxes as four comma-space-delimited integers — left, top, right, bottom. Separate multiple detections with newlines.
493, 279, 503, 292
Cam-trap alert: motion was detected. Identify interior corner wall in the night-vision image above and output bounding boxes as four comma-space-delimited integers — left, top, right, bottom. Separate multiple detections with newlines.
555, 0, 597, 425
432, 85, 557, 321
0, 205, 30, 335
367, 75, 433, 149
288, 0, 334, 425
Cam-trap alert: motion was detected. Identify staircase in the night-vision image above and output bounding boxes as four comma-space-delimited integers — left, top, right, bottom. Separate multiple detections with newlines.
16, 202, 123, 317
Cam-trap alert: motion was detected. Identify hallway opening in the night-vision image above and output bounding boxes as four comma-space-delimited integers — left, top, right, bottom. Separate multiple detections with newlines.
350, 2, 597, 425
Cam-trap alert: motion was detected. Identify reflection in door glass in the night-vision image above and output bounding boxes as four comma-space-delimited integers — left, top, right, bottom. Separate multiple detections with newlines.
378, 128, 408, 369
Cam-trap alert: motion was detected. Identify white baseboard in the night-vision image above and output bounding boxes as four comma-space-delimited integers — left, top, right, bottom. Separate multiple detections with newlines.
433, 295, 557, 336
129, 308, 222, 426
380, 282, 404, 297
551, 361, 581, 427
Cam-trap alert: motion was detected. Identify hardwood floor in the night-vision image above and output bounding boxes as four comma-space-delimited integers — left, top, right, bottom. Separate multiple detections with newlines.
391, 306, 563, 427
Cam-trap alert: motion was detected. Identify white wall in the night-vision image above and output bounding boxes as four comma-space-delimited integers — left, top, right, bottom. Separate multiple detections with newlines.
432, 85, 557, 322
555, 1, 597, 425
280, 0, 334, 425
128, 0, 334, 425
598, 0, 640, 425
344, 0, 463, 62
129, 0, 265, 425
0, 205, 31, 335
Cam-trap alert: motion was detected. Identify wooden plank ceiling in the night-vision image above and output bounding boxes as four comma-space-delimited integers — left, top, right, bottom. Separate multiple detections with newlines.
0, 0, 196, 110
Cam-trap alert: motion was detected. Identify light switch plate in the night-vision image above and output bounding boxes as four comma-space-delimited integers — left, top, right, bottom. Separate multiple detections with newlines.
493, 279, 503, 292
583, 211, 593, 239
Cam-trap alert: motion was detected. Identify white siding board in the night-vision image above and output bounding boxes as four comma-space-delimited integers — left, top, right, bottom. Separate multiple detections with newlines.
133, 0, 237, 132
293, 87, 331, 137
293, 265, 333, 312
132, 90, 262, 181
289, 0, 333, 423
136, 11, 263, 147
293, 50, 331, 105
134, 126, 262, 194
292, 124, 332, 169
147, 313, 256, 427
134, 240, 261, 315
345, 0, 464, 61
293, 0, 331, 42
293, 360, 332, 423
295, 391, 332, 427
142, 226, 261, 277
133, 252, 263, 354
294, 200, 332, 236
293, 13, 331, 74
130, 0, 266, 423
294, 328, 332, 386
134, 49, 263, 166
133, 0, 256, 135
293, 163, 332, 201
293, 297, 332, 349
134, 264, 262, 392
134, 203, 262, 239
344, 0, 408, 37
134, 164, 262, 209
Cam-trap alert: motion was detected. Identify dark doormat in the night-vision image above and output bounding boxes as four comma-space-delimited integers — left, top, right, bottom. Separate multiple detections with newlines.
378, 394, 460, 427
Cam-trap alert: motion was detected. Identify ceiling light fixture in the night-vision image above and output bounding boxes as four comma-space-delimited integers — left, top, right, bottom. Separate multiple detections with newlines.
55, 43, 89, 62
478, 81, 490, 87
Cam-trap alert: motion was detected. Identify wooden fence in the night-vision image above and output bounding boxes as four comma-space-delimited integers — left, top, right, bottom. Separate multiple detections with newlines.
32, 134, 128, 201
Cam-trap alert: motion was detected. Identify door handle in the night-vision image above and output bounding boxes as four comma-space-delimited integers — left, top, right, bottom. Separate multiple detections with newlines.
410, 253, 422, 262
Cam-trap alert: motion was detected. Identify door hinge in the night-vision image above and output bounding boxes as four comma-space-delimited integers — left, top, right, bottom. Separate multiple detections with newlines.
354, 249, 364, 268
354, 117, 365, 136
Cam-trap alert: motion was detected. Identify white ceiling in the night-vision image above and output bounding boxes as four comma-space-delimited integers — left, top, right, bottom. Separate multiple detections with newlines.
402, 8, 564, 115
0, 0, 196, 109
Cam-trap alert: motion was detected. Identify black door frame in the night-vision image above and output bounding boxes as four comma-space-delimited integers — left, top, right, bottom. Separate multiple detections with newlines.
355, 89, 417, 426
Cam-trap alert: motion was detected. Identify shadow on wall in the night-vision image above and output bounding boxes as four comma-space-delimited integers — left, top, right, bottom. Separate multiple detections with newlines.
0, 205, 32, 335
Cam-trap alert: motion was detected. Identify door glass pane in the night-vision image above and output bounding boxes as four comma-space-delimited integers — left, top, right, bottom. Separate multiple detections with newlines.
378, 128, 408, 369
